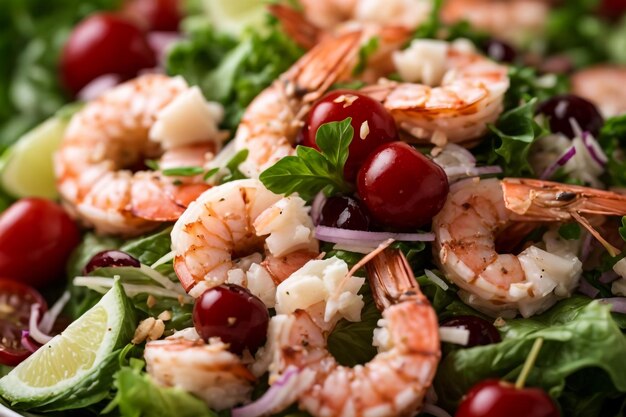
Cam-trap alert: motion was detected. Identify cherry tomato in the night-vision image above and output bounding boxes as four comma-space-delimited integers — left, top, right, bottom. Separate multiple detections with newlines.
0, 279, 47, 366
0, 198, 81, 288
122, 0, 182, 31
357, 142, 448, 229
455, 380, 560, 417
301, 90, 398, 181
193, 284, 269, 354
61, 13, 157, 95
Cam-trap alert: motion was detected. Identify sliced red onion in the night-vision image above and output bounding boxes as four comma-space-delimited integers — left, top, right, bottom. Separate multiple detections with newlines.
421, 403, 453, 417
599, 297, 626, 314
310, 192, 326, 226
578, 278, 600, 299
28, 304, 53, 344
315, 225, 434, 247
439, 143, 476, 164
77, 73, 122, 101
232, 366, 302, 417
148, 31, 183, 67
39, 291, 70, 334
444, 165, 502, 178
581, 131, 608, 167
580, 232, 594, 263
600, 270, 620, 284
21, 330, 42, 353
539, 145, 576, 180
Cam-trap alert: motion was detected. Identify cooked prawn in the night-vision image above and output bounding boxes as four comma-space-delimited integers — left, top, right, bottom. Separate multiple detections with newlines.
233, 30, 363, 178
55, 74, 225, 236
267, 249, 440, 417
572, 66, 626, 117
433, 178, 626, 318
442, 0, 550, 45
145, 335, 255, 410
171, 179, 319, 297
361, 41, 510, 147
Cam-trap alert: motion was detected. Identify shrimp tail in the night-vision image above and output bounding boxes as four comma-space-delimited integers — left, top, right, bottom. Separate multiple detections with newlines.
268, 3, 321, 50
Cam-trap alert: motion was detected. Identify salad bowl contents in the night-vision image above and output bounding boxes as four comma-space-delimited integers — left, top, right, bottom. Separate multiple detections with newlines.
2, 0, 626, 416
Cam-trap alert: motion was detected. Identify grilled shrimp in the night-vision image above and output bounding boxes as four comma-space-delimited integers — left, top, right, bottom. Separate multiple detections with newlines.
267, 249, 440, 417
55, 74, 225, 236
171, 179, 319, 298
361, 41, 510, 146
145, 335, 255, 410
442, 0, 550, 45
233, 31, 363, 178
433, 178, 626, 318
572, 66, 626, 117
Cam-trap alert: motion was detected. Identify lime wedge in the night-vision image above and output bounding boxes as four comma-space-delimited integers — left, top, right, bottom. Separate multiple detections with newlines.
0, 281, 136, 411
0, 116, 68, 199
202, 0, 268, 35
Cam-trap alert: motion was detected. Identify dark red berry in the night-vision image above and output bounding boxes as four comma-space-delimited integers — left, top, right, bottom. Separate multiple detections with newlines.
483, 38, 517, 63
357, 142, 448, 229
440, 315, 501, 347
319, 196, 370, 230
193, 284, 269, 355
84, 250, 140, 274
536, 94, 604, 138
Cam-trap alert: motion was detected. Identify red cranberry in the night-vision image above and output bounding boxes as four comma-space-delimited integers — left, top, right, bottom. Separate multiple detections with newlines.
357, 142, 448, 229
193, 284, 269, 354
302, 90, 398, 181
536, 94, 604, 138
84, 250, 140, 274
455, 380, 560, 417
440, 315, 501, 347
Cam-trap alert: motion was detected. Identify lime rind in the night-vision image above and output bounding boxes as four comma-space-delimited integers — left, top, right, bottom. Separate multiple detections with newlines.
0, 281, 136, 410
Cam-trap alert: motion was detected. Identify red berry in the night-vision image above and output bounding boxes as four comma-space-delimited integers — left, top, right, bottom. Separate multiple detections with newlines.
302, 90, 398, 181
319, 196, 370, 230
455, 380, 560, 417
122, 0, 183, 32
356, 142, 448, 229
61, 13, 156, 95
84, 250, 140, 275
440, 316, 501, 347
193, 284, 269, 354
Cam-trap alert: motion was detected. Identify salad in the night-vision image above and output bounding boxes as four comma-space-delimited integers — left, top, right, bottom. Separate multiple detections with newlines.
1, 0, 626, 416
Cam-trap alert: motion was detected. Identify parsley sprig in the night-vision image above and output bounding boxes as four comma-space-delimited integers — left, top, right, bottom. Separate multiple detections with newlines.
259, 118, 354, 200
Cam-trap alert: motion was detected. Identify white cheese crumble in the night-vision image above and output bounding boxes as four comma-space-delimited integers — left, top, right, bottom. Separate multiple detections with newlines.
150, 84, 225, 150
254, 196, 319, 257
393, 39, 449, 86
275, 257, 364, 323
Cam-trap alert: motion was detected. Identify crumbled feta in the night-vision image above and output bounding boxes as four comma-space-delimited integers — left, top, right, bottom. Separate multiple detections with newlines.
253, 196, 319, 257
393, 39, 449, 86
246, 264, 277, 308
355, 0, 431, 29
150, 85, 225, 150
275, 257, 364, 323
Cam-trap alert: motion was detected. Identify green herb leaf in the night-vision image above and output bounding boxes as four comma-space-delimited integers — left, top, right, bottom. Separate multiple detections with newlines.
161, 166, 204, 177
260, 118, 354, 200
620, 217, 626, 243
490, 99, 546, 176
353, 36, 379, 75
203, 167, 219, 180
144, 159, 160, 171
221, 149, 249, 183
559, 223, 582, 240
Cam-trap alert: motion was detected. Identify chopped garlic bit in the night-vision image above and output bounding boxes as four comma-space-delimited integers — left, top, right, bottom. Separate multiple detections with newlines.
393, 39, 449, 86
332, 94, 358, 108
254, 196, 319, 257
360, 121, 370, 140
275, 257, 364, 324
150, 83, 226, 150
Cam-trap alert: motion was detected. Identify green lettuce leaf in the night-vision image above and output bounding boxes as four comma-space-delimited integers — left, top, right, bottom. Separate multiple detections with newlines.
104, 363, 218, 417
120, 226, 173, 266
599, 115, 626, 187
167, 17, 303, 131
435, 297, 626, 414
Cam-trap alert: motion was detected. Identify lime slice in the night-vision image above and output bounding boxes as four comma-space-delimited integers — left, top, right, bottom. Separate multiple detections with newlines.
0, 116, 68, 199
202, 0, 268, 35
0, 281, 135, 410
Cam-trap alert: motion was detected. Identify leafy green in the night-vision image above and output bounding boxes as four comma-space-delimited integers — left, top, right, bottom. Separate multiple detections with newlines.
104, 361, 218, 417
0, 0, 121, 151
559, 223, 582, 240
161, 167, 205, 177
435, 298, 626, 412
489, 99, 546, 176
260, 118, 355, 200
167, 17, 303, 130
220, 148, 249, 183
121, 227, 173, 266
599, 115, 626, 187
353, 36, 380, 75
504, 66, 568, 111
